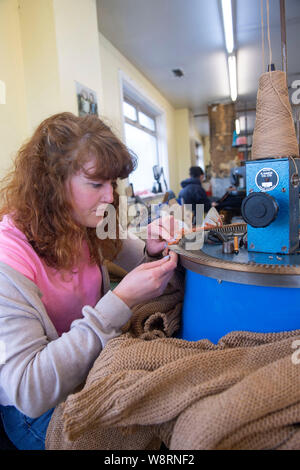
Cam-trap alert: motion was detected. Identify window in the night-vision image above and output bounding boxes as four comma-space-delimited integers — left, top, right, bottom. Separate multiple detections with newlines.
195, 142, 204, 170
122, 96, 159, 194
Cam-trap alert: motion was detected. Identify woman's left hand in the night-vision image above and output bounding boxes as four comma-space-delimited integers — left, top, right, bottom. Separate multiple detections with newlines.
146, 215, 179, 256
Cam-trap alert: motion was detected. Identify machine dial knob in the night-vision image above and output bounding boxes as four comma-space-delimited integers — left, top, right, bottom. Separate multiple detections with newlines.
241, 192, 279, 228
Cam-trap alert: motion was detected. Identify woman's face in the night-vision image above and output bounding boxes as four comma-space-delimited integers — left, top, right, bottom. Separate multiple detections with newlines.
65, 161, 115, 228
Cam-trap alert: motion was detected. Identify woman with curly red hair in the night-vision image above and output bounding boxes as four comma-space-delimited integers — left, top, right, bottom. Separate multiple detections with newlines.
0, 112, 177, 449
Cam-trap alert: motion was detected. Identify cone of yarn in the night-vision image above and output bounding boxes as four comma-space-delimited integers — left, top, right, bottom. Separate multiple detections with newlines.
251, 71, 299, 159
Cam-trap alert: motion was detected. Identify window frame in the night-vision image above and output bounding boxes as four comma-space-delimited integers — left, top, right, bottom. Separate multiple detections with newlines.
123, 95, 157, 138
119, 72, 170, 194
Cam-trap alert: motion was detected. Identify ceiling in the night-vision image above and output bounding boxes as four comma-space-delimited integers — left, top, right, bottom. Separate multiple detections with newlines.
96, 0, 300, 135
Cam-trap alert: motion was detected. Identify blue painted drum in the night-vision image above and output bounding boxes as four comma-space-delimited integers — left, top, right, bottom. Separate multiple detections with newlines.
179, 268, 300, 344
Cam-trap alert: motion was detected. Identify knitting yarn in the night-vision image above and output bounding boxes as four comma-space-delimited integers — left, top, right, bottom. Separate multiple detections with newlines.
251, 70, 299, 159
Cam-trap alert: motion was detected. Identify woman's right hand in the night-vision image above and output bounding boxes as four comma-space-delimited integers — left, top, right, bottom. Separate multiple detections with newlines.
113, 251, 178, 308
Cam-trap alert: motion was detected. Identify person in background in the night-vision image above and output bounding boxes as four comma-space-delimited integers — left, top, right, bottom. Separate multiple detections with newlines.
0, 112, 177, 450
178, 166, 212, 214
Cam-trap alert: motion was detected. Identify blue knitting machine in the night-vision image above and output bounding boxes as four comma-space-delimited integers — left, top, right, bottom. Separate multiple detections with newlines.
176, 157, 300, 344
242, 158, 300, 254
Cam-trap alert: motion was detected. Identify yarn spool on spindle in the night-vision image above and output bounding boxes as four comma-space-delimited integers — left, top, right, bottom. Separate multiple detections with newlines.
251, 70, 299, 159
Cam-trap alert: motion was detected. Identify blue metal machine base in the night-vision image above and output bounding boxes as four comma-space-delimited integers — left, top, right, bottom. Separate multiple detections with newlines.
180, 269, 300, 344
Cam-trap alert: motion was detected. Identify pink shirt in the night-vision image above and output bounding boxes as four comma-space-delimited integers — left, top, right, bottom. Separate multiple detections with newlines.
0, 215, 102, 336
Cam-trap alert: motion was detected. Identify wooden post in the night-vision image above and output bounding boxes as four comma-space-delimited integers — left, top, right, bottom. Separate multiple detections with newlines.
208, 103, 236, 178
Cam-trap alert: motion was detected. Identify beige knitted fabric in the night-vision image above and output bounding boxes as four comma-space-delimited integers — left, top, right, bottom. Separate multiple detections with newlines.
46, 403, 161, 450
122, 270, 184, 339
46, 268, 184, 450
46, 326, 300, 450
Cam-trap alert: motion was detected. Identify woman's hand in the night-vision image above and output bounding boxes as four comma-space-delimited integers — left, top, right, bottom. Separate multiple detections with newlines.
146, 215, 180, 256
113, 251, 178, 308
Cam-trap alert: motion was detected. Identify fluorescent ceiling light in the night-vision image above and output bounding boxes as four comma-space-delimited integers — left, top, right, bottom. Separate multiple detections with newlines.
235, 118, 240, 135
228, 54, 237, 102
221, 0, 234, 54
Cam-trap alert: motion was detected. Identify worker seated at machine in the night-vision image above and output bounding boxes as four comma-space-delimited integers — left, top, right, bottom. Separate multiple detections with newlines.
178, 166, 212, 214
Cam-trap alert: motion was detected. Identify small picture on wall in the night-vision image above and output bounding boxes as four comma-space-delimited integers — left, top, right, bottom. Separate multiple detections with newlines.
75, 81, 99, 117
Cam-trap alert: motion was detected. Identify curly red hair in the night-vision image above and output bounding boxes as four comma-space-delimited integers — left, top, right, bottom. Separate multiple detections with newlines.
0, 112, 137, 270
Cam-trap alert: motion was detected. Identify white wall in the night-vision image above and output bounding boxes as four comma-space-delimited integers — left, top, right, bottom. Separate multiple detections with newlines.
174, 108, 192, 183
18, 0, 61, 132
17, 0, 103, 132
53, 0, 103, 115
98, 33, 180, 194
0, 0, 28, 174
